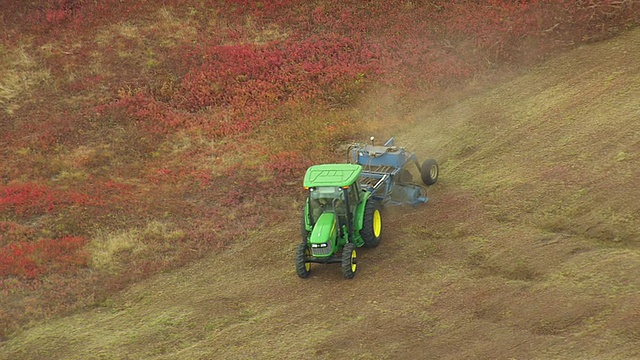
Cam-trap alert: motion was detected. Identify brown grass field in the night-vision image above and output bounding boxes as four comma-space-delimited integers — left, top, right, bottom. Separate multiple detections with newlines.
1, 20, 639, 360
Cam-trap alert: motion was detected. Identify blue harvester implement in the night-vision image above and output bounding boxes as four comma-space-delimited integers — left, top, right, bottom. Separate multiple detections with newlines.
347, 137, 439, 206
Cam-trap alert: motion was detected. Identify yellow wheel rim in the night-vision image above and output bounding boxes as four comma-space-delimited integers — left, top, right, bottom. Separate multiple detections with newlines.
430, 164, 438, 179
304, 248, 311, 271
351, 249, 357, 272
373, 209, 381, 237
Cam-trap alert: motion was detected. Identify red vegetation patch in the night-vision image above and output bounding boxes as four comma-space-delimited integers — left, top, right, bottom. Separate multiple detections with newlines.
0, 221, 36, 247
0, 237, 88, 279
177, 35, 376, 111
0, 183, 96, 217
102, 34, 375, 138
265, 151, 312, 181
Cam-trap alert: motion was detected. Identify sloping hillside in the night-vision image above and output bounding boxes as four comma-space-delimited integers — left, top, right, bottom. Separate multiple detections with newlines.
2, 25, 639, 360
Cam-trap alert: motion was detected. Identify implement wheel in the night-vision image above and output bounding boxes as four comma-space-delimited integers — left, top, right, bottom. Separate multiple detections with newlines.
295, 243, 311, 279
341, 243, 357, 279
421, 159, 439, 186
361, 199, 382, 248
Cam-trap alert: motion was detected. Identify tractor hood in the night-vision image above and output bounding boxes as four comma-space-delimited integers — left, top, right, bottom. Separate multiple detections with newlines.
310, 212, 337, 244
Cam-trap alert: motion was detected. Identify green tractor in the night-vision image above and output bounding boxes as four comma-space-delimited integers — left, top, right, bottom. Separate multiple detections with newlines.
296, 164, 382, 279
295, 137, 439, 279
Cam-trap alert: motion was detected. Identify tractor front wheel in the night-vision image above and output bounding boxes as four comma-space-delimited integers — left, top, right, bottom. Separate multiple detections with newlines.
361, 199, 382, 248
341, 243, 357, 279
421, 159, 439, 186
295, 243, 311, 278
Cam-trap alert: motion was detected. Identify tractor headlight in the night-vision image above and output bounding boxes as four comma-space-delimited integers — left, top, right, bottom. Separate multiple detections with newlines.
311, 243, 328, 248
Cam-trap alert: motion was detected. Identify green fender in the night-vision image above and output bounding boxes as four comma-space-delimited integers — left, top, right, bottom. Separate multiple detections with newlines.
351, 191, 373, 247
354, 191, 372, 231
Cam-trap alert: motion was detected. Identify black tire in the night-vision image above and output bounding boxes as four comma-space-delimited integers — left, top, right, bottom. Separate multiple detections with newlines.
421, 159, 439, 186
295, 243, 311, 279
341, 243, 357, 279
360, 199, 382, 248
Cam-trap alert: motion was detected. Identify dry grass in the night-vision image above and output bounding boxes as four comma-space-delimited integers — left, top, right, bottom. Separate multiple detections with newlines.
88, 228, 148, 272
88, 221, 186, 273
0, 45, 50, 114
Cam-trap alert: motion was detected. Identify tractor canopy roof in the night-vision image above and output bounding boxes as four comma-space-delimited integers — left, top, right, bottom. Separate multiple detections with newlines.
303, 164, 362, 188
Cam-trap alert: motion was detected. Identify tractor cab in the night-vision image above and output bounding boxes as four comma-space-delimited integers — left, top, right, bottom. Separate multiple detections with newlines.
307, 185, 359, 230
308, 186, 344, 223
303, 164, 362, 232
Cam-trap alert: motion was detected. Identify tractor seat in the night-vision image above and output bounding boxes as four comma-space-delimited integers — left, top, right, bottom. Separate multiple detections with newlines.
333, 199, 348, 228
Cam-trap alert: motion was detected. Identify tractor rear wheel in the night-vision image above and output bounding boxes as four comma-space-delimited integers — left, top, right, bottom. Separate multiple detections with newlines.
295, 243, 311, 278
341, 243, 357, 279
361, 199, 382, 248
421, 159, 439, 185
